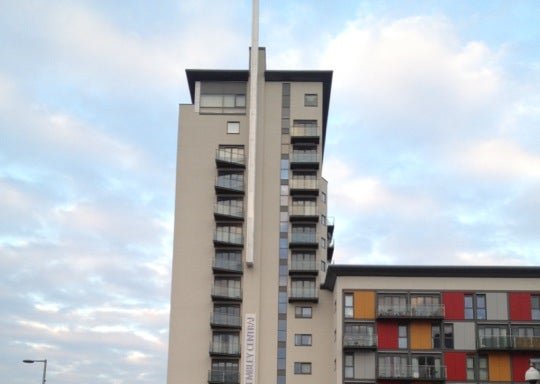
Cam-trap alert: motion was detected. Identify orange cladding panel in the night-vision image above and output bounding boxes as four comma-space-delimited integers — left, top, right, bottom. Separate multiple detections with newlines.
489, 353, 511, 381
354, 291, 375, 319
410, 322, 432, 350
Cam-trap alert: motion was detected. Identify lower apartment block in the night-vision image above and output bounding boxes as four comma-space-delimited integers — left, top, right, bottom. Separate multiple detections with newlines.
325, 265, 540, 384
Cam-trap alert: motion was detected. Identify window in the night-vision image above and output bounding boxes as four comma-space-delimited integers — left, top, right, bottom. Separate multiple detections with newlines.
214, 251, 242, 271
210, 360, 239, 382
321, 215, 326, 225
411, 355, 443, 379
466, 356, 476, 380
200, 81, 246, 114
344, 353, 354, 378
378, 355, 407, 378
398, 325, 408, 349
211, 332, 240, 354
291, 225, 316, 243
295, 306, 312, 318
295, 334, 312, 346
227, 121, 240, 134
465, 294, 486, 319
320, 260, 326, 272
478, 356, 488, 380
321, 237, 326, 249
212, 305, 240, 326
444, 324, 454, 349
294, 362, 312, 374
304, 93, 318, 107
213, 277, 241, 299
432, 325, 441, 349
532, 295, 540, 320
411, 295, 441, 316
344, 293, 354, 318
291, 198, 316, 216
321, 191, 327, 203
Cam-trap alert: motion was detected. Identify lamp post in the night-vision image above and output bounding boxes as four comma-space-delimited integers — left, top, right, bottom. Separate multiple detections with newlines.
23, 359, 47, 384
525, 363, 540, 384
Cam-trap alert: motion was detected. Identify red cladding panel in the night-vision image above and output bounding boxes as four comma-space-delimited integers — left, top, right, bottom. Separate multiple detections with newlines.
377, 322, 398, 349
509, 293, 532, 321
443, 292, 464, 320
445, 352, 467, 381
512, 354, 532, 381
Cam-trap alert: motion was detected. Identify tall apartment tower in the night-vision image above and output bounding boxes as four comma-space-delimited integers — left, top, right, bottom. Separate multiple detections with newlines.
167, 48, 335, 384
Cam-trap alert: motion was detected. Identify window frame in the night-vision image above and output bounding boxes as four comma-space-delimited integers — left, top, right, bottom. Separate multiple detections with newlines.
344, 293, 354, 319
344, 353, 354, 379
293, 362, 312, 375
304, 93, 318, 107
294, 333, 312, 346
295, 306, 312, 318
227, 121, 240, 134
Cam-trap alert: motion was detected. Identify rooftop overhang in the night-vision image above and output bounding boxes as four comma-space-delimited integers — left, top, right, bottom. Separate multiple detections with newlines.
186, 69, 250, 102
322, 264, 540, 291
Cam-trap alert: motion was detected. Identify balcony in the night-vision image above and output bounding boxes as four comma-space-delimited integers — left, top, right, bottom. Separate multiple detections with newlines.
377, 365, 446, 381
512, 336, 540, 350
377, 304, 445, 319
289, 260, 318, 275
290, 233, 318, 249
210, 312, 241, 328
289, 205, 318, 221
212, 256, 243, 274
214, 229, 243, 247
291, 125, 320, 143
327, 239, 335, 262
478, 336, 511, 350
289, 178, 318, 195
208, 369, 239, 384
289, 288, 318, 303
214, 202, 244, 221
290, 151, 319, 169
216, 148, 245, 169
211, 286, 242, 301
209, 342, 240, 357
343, 333, 377, 350
215, 175, 244, 195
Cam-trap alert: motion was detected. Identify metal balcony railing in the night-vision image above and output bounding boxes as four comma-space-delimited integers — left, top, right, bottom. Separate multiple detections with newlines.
290, 288, 318, 299
208, 369, 240, 384
378, 365, 446, 380
210, 312, 241, 327
377, 304, 445, 318
343, 333, 377, 348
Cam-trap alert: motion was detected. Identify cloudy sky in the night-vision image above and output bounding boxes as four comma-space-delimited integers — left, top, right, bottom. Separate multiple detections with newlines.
1, 0, 539, 383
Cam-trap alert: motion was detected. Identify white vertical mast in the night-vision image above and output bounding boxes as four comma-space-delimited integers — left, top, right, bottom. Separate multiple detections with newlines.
246, 0, 259, 267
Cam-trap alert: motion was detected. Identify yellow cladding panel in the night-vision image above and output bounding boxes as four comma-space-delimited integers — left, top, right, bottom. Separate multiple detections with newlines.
488, 353, 511, 381
353, 291, 375, 319
410, 322, 431, 350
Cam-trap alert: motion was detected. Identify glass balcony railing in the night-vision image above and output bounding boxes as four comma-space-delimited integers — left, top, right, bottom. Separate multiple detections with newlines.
343, 333, 377, 348
212, 286, 242, 300
209, 342, 240, 356
291, 126, 319, 138
290, 152, 319, 163
289, 178, 318, 190
208, 369, 240, 384
378, 365, 446, 380
512, 335, 540, 349
290, 205, 317, 216
210, 312, 241, 327
214, 203, 243, 218
216, 149, 245, 166
214, 230, 243, 245
213, 257, 243, 272
290, 288, 318, 300
290, 260, 318, 272
377, 304, 445, 318
478, 336, 511, 349
215, 176, 244, 192
290, 233, 317, 244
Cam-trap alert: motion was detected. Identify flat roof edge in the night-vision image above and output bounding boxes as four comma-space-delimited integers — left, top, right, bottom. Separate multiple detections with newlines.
322, 264, 540, 290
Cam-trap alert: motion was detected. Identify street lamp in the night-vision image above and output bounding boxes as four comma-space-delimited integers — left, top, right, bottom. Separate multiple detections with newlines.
23, 359, 47, 384
525, 363, 540, 384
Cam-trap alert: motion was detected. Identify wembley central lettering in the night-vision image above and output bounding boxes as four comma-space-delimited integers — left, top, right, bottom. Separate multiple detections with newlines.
244, 314, 257, 384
